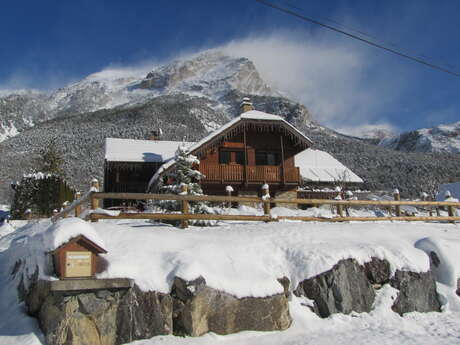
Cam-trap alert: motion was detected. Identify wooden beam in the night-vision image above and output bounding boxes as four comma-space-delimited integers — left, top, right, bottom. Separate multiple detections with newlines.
277, 215, 460, 222
93, 192, 262, 203
280, 136, 286, 185
92, 192, 460, 207
243, 124, 248, 187
91, 213, 274, 222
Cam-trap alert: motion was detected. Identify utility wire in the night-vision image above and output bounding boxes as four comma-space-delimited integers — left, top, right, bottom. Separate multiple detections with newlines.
255, 0, 460, 77
280, 0, 456, 71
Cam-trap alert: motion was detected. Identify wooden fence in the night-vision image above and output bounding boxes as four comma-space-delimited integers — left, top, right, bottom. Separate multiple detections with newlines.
51, 180, 460, 228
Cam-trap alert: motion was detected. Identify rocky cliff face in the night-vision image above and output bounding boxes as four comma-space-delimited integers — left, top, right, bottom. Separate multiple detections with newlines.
0, 50, 310, 144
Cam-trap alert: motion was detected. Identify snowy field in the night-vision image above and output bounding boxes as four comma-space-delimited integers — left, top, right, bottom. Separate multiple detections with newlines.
0, 210, 460, 345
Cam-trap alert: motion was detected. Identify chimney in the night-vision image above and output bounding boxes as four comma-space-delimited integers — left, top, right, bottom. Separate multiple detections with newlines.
148, 129, 162, 141
240, 97, 254, 113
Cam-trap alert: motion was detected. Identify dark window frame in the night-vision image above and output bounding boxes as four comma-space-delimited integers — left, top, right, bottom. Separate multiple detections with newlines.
255, 151, 280, 166
219, 149, 245, 165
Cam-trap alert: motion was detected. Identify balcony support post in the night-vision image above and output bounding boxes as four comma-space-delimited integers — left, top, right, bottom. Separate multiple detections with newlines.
243, 125, 248, 187
280, 136, 286, 185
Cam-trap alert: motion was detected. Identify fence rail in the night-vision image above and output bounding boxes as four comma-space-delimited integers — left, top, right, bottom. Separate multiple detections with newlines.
88, 191, 460, 227
50, 180, 460, 227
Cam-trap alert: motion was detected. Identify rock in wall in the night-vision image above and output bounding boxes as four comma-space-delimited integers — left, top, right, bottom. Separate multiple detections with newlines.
25, 279, 172, 345
390, 270, 441, 315
171, 276, 292, 336
294, 258, 376, 317
295, 257, 441, 318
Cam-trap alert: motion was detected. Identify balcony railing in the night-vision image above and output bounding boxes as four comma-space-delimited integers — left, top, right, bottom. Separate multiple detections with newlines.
200, 164, 300, 183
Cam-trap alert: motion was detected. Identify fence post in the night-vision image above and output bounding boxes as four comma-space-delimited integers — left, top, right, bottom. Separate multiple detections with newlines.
225, 185, 234, 208
421, 192, 433, 216
393, 189, 401, 217
448, 205, 455, 220
444, 190, 455, 224
62, 201, 70, 218
334, 194, 344, 217
25, 208, 32, 221
180, 184, 189, 229
261, 184, 271, 218
90, 179, 100, 223
74, 191, 82, 217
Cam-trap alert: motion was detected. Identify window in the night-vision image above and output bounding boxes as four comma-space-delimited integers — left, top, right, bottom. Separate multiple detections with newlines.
219, 150, 245, 164
235, 151, 244, 165
255, 151, 280, 166
219, 151, 231, 164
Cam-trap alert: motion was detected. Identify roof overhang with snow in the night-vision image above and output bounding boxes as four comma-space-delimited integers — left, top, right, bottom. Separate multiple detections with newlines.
188, 110, 313, 157
295, 149, 363, 184
105, 138, 194, 163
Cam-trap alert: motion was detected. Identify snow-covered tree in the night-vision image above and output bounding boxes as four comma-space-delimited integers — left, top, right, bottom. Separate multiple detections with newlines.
154, 144, 213, 224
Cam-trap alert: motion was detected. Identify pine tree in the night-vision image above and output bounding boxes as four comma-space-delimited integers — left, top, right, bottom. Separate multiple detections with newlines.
34, 137, 65, 177
10, 137, 74, 219
154, 144, 213, 224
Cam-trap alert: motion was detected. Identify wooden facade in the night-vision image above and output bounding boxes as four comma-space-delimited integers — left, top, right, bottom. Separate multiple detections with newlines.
195, 124, 307, 195
171, 116, 314, 196
104, 161, 163, 207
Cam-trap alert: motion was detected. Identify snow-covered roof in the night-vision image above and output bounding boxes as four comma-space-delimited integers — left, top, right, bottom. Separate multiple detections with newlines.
295, 149, 363, 183
105, 138, 194, 163
187, 110, 313, 155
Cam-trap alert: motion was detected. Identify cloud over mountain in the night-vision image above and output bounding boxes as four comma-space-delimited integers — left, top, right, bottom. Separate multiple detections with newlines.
220, 31, 410, 132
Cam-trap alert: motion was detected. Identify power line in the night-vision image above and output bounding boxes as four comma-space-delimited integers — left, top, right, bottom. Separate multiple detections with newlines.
280, 0, 456, 72
255, 0, 460, 78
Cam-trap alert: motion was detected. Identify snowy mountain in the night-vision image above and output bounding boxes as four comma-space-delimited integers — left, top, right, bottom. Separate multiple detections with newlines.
0, 50, 459, 202
379, 121, 460, 154
0, 50, 311, 143
136, 51, 275, 99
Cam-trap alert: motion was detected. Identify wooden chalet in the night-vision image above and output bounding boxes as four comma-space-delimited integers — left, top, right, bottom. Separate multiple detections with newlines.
104, 99, 363, 206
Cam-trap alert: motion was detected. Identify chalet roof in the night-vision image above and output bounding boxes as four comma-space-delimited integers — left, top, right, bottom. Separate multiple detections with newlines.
186, 110, 313, 156
105, 138, 194, 163
295, 149, 363, 183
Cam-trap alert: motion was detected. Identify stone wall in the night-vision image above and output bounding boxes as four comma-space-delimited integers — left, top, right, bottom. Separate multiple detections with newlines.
22, 275, 291, 345
20, 257, 444, 345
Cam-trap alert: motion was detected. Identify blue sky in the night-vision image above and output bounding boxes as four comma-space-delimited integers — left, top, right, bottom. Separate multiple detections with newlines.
1, 0, 459, 134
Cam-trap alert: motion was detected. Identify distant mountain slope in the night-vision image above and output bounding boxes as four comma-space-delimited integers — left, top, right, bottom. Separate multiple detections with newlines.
0, 51, 312, 142
379, 121, 460, 153
1, 93, 459, 202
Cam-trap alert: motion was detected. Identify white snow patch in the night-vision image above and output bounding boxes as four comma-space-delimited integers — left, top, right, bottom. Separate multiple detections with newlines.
105, 138, 194, 163
295, 148, 363, 183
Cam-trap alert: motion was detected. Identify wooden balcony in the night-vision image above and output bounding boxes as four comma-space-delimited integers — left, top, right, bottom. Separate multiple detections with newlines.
200, 164, 300, 184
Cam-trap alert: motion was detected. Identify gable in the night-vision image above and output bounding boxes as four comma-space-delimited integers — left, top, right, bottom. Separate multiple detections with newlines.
189, 110, 313, 157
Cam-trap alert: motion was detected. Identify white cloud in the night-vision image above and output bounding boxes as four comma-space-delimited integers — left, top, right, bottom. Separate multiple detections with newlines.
220, 31, 409, 131
335, 123, 398, 139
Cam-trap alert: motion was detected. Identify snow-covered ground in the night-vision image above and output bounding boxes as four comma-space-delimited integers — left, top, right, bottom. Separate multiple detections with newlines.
0, 209, 460, 345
